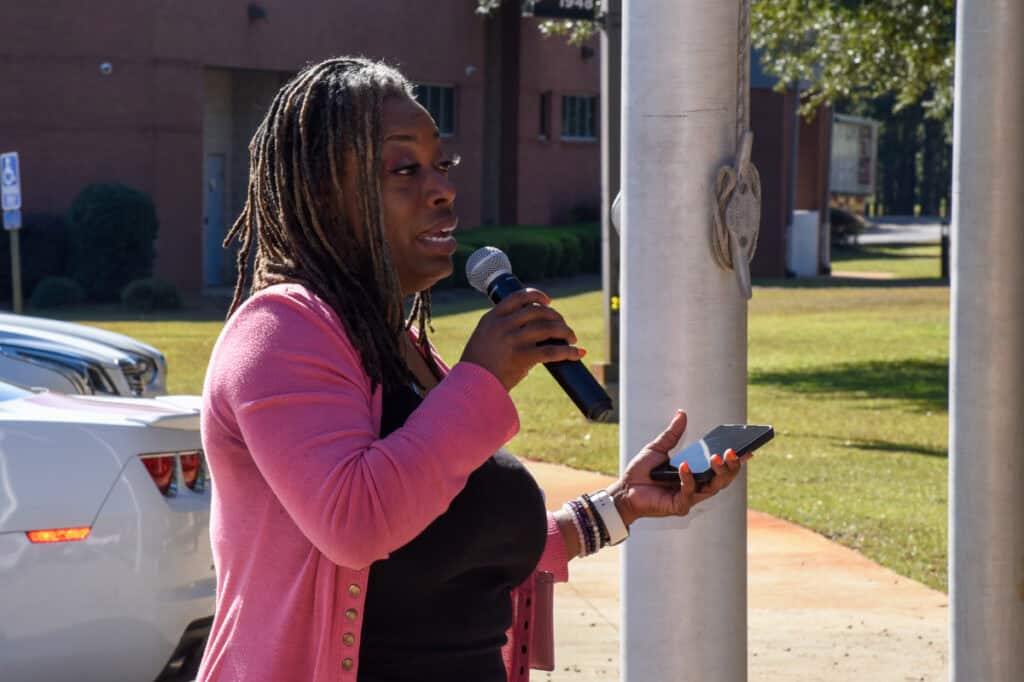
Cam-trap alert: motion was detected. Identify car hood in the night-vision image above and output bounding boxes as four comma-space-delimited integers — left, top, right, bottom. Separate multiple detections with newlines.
0, 313, 164, 360
0, 325, 134, 366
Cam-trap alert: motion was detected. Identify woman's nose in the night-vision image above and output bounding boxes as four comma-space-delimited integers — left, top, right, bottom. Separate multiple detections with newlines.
428, 169, 456, 206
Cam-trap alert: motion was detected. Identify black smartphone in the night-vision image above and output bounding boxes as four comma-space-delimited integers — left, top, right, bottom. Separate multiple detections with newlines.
649, 424, 774, 484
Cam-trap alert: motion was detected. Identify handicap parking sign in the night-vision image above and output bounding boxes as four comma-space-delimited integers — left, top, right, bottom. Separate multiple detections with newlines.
3, 209, 21, 231
2, 152, 21, 211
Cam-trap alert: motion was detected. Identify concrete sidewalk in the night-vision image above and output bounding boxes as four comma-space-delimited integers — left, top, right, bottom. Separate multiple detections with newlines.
525, 460, 949, 682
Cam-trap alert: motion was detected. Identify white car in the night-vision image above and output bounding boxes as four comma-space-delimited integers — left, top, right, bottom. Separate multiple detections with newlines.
0, 314, 167, 397
0, 382, 213, 682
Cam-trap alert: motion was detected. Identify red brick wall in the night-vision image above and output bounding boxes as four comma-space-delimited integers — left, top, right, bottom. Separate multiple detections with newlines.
749, 88, 796, 277
0, 2, 814, 290
517, 28, 601, 225
0, 1, 501, 293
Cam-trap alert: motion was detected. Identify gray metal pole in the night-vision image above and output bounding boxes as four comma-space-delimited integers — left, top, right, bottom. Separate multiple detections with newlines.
949, 1, 1024, 680
621, 1, 747, 680
9, 229, 22, 314
598, 0, 622, 386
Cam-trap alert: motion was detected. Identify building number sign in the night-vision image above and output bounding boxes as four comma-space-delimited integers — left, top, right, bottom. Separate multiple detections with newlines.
526, 0, 599, 21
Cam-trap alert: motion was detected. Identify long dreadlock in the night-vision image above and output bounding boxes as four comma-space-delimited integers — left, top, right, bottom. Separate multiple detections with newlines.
225, 56, 438, 391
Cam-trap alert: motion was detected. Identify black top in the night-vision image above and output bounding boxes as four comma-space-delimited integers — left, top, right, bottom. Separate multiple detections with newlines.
357, 380, 548, 682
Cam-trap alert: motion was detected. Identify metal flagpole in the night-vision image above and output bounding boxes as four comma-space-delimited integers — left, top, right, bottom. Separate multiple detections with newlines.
620, 1, 748, 680
949, 1, 1024, 679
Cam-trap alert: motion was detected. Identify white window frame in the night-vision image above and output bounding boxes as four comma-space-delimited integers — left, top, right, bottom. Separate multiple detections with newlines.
539, 90, 552, 141
560, 94, 598, 141
413, 83, 456, 137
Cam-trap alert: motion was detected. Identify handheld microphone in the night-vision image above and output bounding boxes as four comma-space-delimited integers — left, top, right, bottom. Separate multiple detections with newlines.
466, 246, 615, 423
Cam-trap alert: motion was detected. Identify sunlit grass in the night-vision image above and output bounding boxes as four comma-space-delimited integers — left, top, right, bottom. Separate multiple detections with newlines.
63, 249, 950, 591
831, 243, 944, 279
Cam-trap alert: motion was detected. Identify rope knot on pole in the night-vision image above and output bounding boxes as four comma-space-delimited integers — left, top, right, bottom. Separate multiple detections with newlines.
712, 129, 762, 299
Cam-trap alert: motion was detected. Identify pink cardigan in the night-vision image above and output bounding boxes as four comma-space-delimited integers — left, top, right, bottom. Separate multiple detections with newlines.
197, 283, 569, 682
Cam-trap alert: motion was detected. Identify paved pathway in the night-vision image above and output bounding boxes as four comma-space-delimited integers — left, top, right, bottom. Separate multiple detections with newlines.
525, 460, 949, 681
856, 217, 945, 245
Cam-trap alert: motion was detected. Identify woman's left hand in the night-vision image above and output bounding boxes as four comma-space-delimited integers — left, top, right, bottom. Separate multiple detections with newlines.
606, 410, 749, 527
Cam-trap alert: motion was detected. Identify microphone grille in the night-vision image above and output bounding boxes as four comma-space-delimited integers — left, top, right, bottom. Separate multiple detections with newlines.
466, 246, 511, 294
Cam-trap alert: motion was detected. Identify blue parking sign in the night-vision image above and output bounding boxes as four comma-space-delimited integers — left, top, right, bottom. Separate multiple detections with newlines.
4, 209, 21, 231
2, 152, 22, 211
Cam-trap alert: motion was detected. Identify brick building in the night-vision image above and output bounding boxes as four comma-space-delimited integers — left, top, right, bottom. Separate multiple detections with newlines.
0, 1, 602, 294
0, 1, 829, 295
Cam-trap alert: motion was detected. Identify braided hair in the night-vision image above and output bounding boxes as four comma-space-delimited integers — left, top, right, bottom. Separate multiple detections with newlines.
225, 57, 439, 391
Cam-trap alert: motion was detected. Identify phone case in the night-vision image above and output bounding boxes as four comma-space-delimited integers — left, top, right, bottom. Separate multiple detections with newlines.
650, 424, 773, 482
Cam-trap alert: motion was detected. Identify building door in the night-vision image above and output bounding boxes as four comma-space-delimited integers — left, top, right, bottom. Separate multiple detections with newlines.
203, 154, 226, 287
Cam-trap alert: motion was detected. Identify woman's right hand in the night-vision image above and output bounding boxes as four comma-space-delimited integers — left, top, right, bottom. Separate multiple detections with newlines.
460, 288, 584, 391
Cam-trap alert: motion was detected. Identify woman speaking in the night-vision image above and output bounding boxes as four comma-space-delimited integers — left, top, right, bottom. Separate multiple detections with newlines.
198, 56, 746, 682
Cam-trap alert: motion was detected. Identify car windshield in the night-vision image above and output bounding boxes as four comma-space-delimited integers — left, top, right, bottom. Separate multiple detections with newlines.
0, 381, 31, 402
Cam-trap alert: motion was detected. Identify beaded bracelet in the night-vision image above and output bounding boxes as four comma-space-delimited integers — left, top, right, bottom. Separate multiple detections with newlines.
581, 492, 610, 546
564, 498, 597, 556
579, 496, 603, 553
563, 490, 631, 557
578, 499, 599, 556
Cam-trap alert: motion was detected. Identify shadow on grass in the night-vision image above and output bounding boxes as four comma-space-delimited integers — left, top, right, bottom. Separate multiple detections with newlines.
754, 275, 948, 290
751, 358, 948, 412
832, 244, 937, 261
832, 435, 948, 459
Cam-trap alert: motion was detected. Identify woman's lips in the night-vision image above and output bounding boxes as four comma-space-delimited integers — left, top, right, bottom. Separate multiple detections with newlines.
417, 225, 457, 253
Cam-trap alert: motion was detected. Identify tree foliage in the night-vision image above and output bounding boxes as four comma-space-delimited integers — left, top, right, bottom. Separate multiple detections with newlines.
753, 0, 955, 119
476, 0, 957, 119
477, 0, 602, 45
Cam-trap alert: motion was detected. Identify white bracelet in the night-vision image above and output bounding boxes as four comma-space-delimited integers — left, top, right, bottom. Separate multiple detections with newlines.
564, 501, 589, 555
589, 489, 629, 546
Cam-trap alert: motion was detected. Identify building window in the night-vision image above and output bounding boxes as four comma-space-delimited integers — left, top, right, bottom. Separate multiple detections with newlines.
413, 84, 456, 136
561, 94, 598, 140
539, 91, 552, 140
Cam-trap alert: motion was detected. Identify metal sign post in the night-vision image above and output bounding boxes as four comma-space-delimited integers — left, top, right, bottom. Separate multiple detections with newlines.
2, 152, 23, 313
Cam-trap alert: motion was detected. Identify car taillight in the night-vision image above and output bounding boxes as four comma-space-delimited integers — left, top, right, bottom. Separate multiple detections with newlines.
142, 455, 177, 496
180, 451, 204, 491
27, 527, 91, 543
140, 451, 206, 497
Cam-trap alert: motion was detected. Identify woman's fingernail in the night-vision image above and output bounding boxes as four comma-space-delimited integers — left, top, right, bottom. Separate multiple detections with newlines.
578, 348, 587, 358
681, 462, 691, 473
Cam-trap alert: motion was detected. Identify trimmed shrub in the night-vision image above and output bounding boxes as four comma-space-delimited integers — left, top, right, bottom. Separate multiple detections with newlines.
540, 229, 584, 276
435, 223, 602, 290
67, 183, 159, 301
507, 238, 554, 281
121, 277, 182, 311
565, 223, 601, 272
0, 213, 72, 300
568, 200, 600, 223
29, 276, 86, 309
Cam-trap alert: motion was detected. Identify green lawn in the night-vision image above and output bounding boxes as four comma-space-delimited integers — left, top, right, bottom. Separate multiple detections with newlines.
59, 243, 950, 591
831, 243, 946, 279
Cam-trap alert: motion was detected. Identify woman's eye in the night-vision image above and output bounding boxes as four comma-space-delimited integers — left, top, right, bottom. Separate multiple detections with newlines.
393, 164, 419, 177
